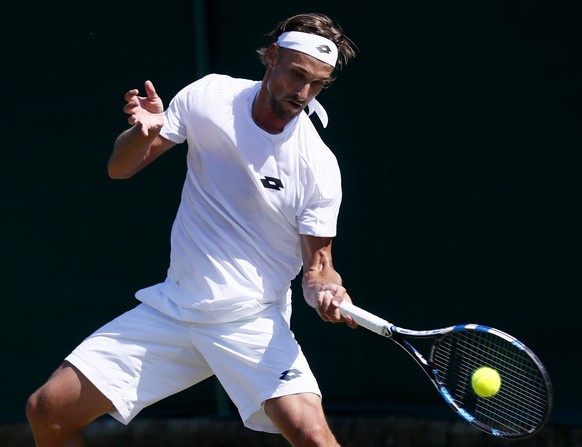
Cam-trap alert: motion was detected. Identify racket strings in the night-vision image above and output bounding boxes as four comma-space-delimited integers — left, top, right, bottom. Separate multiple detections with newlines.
431, 329, 551, 436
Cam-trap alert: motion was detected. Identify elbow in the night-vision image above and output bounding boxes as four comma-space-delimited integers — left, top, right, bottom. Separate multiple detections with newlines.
108, 171, 132, 180
107, 162, 133, 180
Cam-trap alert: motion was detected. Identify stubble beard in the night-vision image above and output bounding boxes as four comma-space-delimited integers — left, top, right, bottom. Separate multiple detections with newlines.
268, 89, 303, 123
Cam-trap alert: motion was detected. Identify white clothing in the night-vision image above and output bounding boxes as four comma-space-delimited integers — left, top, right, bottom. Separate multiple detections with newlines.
66, 73, 342, 434
66, 303, 321, 432
136, 74, 342, 324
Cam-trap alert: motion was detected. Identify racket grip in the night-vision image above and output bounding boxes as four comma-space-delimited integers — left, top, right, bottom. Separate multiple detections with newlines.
339, 301, 391, 337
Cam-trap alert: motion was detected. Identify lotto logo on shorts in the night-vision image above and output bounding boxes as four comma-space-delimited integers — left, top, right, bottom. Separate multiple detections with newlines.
279, 369, 303, 381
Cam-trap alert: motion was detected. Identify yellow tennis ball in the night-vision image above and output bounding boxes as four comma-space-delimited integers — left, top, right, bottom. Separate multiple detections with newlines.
471, 367, 501, 397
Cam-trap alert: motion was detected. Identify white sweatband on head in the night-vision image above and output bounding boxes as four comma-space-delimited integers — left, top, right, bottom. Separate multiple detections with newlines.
306, 98, 329, 128
277, 31, 338, 67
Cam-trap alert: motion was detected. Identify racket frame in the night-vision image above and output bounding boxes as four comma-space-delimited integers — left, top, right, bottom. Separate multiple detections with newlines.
339, 301, 553, 439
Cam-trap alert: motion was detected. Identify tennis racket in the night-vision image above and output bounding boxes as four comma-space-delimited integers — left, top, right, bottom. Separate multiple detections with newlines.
339, 301, 553, 439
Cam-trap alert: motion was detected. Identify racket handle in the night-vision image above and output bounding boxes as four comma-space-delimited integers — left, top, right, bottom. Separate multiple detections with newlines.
339, 301, 391, 337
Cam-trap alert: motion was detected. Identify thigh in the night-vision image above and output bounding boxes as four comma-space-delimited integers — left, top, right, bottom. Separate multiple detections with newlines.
30, 361, 114, 430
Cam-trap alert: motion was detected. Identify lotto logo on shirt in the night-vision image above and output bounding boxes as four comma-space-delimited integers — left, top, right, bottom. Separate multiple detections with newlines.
261, 176, 285, 191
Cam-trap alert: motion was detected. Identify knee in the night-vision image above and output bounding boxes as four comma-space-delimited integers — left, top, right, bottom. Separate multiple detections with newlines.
26, 387, 65, 446
295, 423, 339, 447
26, 388, 45, 426
265, 395, 340, 446
281, 414, 338, 447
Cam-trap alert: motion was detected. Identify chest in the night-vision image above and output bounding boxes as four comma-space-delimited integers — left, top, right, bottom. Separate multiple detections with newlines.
187, 122, 306, 223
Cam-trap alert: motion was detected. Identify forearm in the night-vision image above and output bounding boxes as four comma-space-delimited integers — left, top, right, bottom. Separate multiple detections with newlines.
301, 241, 344, 309
107, 125, 160, 179
300, 235, 354, 326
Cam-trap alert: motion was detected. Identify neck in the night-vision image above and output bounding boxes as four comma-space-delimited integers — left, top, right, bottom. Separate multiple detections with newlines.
252, 84, 288, 134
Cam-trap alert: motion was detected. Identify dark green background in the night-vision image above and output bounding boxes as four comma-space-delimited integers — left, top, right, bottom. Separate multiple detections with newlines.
3, 0, 580, 428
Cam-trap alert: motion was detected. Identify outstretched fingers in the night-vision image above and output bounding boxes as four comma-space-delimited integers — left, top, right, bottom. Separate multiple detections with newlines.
121, 81, 164, 130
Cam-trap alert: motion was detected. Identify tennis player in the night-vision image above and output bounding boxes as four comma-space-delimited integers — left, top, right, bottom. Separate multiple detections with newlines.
27, 12, 357, 447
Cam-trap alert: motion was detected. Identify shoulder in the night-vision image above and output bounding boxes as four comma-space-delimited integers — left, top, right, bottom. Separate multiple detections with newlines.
297, 114, 339, 167
167, 74, 258, 116
291, 115, 341, 196
175, 74, 257, 98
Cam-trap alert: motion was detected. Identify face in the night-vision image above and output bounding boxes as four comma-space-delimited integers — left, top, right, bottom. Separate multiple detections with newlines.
265, 45, 334, 122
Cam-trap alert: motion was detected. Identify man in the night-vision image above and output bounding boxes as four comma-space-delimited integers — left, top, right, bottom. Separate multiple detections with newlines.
27, 12, 358, 447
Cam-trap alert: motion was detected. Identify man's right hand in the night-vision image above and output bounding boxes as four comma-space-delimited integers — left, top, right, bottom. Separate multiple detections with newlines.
108, 80, 174, 179
123, 80, 164, 136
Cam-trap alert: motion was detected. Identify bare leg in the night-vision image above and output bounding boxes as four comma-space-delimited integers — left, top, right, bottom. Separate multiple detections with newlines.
264, 393, 340, 447
26, 362, 115, 447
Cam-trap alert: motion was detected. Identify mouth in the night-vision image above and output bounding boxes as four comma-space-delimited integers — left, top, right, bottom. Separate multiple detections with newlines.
286, 99, 305, 112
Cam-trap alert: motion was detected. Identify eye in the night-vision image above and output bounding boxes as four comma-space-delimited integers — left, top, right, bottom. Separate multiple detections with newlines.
291, 70, 308, 82
288, 67, 332, 89
312, 79, 333, 90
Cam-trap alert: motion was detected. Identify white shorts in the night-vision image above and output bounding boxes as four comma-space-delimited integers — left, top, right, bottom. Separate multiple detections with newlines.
65, 303, 321, 433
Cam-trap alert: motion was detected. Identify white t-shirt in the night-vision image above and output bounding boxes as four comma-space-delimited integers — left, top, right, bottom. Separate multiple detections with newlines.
135, 74, 342, 323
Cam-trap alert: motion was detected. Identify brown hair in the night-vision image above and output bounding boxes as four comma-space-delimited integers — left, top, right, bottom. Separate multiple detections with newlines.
256, 13, 357, 71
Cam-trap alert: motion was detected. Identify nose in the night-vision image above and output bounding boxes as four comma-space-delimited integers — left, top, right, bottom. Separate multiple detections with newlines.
296, 82, 311, 102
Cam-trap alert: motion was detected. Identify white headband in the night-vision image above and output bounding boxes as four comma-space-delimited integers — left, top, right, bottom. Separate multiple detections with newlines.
277, 31, 338, 67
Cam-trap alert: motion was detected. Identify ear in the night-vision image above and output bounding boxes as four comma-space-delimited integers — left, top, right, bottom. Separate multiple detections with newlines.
265, 43, 279, 68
